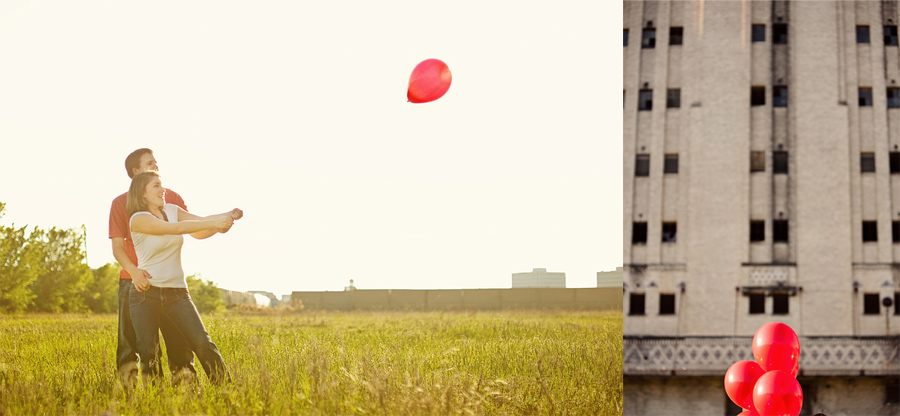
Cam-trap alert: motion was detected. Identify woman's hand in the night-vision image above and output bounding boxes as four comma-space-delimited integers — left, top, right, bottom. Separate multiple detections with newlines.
230, 208, 243, 220
216, 215, 234, 233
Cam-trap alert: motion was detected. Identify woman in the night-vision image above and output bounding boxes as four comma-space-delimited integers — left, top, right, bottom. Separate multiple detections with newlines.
126, 170, 241, 385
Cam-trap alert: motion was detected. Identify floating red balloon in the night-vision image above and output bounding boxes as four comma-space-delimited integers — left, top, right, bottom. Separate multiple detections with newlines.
752, 370, 803, 416
725, 360, 766, 410
752, 322, 800, 374
407, 58, 452, 103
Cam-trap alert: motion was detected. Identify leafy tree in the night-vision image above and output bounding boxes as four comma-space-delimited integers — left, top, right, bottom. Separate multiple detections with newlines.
0, 204, 41, 313
84, 263, 120, 313
186, 274, 225, 314
29, 227, 92, 313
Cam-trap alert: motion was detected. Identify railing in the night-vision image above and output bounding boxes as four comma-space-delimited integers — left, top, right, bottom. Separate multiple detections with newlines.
624, 336, 900, 376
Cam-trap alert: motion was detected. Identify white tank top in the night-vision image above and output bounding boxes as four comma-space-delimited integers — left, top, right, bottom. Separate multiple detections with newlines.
130, 204, 186, 288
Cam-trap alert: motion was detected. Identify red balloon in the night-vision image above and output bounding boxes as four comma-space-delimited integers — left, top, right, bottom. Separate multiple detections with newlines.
738, 408, 761, 416
407, 59, 452, 103
752, 322, 800, 373
725, 361, 766, 410
752, 370, 803, 416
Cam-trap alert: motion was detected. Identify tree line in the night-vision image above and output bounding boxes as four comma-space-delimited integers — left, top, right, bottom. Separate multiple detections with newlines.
0, 202, 224, 314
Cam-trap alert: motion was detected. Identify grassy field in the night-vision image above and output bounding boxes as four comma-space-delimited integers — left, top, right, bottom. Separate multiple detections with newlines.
0, 310, 622, 415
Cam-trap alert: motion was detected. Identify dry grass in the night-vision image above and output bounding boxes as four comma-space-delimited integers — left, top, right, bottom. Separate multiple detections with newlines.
0, 310, 622, 415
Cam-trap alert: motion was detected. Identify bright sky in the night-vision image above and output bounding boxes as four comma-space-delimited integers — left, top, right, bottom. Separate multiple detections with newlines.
0, 1, 622, 298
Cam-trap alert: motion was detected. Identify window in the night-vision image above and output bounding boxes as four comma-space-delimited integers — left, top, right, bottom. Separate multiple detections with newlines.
659, 294, 676, 315
773, 23, 788, 44
891, 152, 900, 173
857, 25, 870, 43
751, 151, 766, 172
639, 90, 653, 111
896, 292, 899, 315
662, 222, 677, 242
773, 86, 788, 107
751, 220, 766, 242
885, 25, 898, 46
887, 377, 900, 404
624, 29, 629, 47
863, 221, 878, 242
752, 24, 765, 42
893, 221, 900, 243
632, 222, 648, 244
861, 152, 876, 172
749, 293, 765, 314
669, 27, 683, 45
635, 154, 650, 176
751, 86, 766, 106
773, 151, 788, 174
667, 89, 681, 108
864, 293, 880, 314
629, 293, 645, 315
664, 154, 679, 174
859, 88, 874, 106
772, 293, 789, 315
773, 220, 789, 243
642, 28, 656, 48
889, 88, 900, 108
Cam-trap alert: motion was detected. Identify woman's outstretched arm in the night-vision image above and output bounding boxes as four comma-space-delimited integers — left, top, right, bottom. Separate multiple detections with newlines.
177, 207, 242, 239
131, 209, 233, 237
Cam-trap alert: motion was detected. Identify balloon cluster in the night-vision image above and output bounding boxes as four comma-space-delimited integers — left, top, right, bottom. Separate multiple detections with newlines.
724, 322, 803, 416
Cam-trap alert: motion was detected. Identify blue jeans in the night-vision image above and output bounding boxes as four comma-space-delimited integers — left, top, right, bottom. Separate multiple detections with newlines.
117, 280, 195, 375
129, 285, 230, 384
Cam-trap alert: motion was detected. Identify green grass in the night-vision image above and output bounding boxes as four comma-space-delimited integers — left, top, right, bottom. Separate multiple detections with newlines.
0, 311, 622, 415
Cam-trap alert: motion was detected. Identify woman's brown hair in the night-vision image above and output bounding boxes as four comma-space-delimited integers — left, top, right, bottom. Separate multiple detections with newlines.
126, 171, 162, 217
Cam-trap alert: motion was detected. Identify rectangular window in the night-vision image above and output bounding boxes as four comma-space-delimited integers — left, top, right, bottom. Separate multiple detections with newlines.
772, 293, 789, 315
751, 220, 766, 242
749, 293, 765, 314
752, 24, 766, 42
667, 89, 681, 108
773, 86, 788, 107
773, 151, 788, 174
888, 377, 900, 403
889, 88, 900, 108
751, 86, 766, 106
642, 28, 656, 48
624, 29, 629, 47
669, 27, 683, 45
864, 293, 880, 314
863, 221, 878, 242
662, 222, 677, 243
773, 220, 789, 243
885, 25, 898, 46
896, 292, 899, 315
857, 25, 871, 43
635, 154, 650, 176
859, 88, 873, 106
751, 151, 766, 172
893, 221, 900, 243
639, 89, 653, 111
632, 222, 648, 244
659, 294, 676, 315
891, 152, 900, 173
664, 154, 679, 174
861, 152, 876, 172
629, 293, 645, 315
773, 23, 788, 44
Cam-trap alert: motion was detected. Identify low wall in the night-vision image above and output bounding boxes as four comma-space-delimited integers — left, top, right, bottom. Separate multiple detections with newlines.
290, 288, 622, 311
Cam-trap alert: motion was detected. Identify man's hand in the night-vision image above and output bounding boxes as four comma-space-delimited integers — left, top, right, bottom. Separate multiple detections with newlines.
216, 215, 235, 233
131, 268, 153, 292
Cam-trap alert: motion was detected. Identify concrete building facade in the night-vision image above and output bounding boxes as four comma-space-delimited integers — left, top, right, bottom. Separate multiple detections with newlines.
624, 1, 900, 415
598, 266, 625, 287
511, 268, 566, 288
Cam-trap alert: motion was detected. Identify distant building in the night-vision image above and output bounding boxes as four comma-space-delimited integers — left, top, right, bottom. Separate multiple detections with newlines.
512, 268, 566, 288
249, 291, 277, 307
344, 279, 357, 291
597, 267, 624, 288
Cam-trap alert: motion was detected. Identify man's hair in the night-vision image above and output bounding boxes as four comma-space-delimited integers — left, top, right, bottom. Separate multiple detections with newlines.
126, 171, 162, 217
125, 148, 154, 179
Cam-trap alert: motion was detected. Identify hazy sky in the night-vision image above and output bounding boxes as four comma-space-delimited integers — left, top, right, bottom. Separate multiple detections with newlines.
0, 1, 622, 297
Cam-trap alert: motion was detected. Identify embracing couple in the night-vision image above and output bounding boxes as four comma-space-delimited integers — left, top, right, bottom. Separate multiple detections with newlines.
108, 148, 241, 387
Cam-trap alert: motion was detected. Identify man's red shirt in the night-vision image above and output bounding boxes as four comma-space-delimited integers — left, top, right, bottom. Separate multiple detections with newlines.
108, 189, 186, 280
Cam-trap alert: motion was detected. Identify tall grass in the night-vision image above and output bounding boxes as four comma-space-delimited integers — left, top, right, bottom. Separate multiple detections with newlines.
0, 311, 622, 415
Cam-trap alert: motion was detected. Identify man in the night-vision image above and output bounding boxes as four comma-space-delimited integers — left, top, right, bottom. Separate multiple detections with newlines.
109, 148, 196, 386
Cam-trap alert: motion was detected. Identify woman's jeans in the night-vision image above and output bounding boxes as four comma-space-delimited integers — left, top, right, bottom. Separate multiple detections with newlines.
117, 280, 195, 375
129, 285, 230, 385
